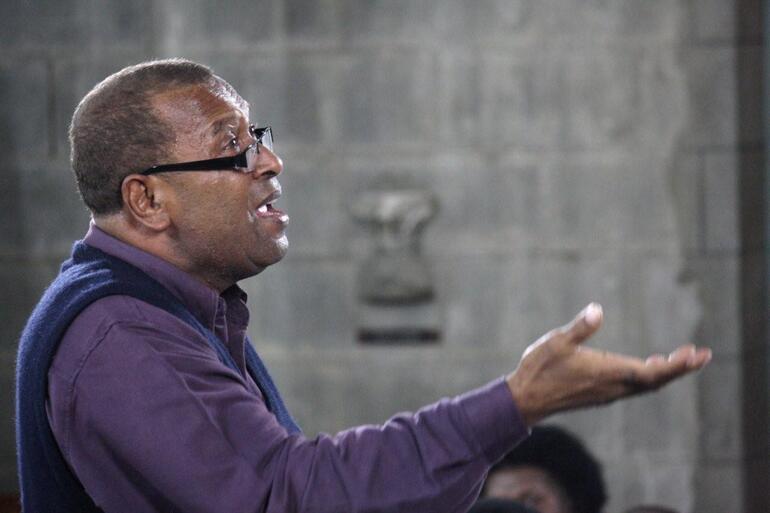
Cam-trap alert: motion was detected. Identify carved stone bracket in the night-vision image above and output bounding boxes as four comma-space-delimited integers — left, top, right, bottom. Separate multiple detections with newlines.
350, 188, 438, 305
350, 185, 442, 344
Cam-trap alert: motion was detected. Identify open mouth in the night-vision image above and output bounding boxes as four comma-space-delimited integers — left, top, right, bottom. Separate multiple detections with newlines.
254, 190, 288, 223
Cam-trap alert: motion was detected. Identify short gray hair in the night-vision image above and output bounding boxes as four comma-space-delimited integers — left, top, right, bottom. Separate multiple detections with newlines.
69, 58, 226, 215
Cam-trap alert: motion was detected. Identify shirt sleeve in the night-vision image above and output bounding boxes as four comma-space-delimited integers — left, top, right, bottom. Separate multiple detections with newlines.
52, 315, 528, 513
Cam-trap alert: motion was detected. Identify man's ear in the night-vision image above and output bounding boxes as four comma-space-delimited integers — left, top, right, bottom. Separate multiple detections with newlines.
121, 174, 172, 231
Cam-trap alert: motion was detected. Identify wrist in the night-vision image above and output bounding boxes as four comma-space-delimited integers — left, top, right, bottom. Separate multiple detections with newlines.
506, 371, 542, 428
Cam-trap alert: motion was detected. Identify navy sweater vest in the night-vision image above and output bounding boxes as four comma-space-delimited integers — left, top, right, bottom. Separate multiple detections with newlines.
16, 241, 299, 512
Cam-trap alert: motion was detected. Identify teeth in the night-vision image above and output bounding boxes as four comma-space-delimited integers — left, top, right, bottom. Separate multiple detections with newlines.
256, 204, 268, 213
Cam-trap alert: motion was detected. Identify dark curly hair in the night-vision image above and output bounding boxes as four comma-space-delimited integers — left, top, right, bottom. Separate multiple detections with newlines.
470, 498, 538, 513
484, 425, 607, 513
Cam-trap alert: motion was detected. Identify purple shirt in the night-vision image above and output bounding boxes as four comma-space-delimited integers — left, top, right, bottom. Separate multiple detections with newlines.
46, 225, 528, 513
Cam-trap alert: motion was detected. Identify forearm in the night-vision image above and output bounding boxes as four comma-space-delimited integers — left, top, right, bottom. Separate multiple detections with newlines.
280, 378, 528, 513
64, 325, 528, 513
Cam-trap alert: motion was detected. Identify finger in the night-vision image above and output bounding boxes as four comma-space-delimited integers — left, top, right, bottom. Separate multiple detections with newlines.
635, 345, 712, 388
563, 302, 603, 345
684, 346, 712, 369
645, 353, 666, 364
666, 344, 711, 369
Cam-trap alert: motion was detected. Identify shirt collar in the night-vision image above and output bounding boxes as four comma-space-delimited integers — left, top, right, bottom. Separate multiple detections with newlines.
83, 222, 246, 332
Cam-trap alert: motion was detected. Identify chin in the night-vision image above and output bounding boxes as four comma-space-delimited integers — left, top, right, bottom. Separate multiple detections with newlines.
268, 235, 289, 261
249, 237, 289, 273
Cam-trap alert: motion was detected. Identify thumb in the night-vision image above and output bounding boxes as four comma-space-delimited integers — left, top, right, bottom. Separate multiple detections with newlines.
563, 302, 603, 345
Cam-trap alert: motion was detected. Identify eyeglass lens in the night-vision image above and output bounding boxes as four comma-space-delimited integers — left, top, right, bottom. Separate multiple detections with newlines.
249, 126, 273, 153
245, 127, 273, 170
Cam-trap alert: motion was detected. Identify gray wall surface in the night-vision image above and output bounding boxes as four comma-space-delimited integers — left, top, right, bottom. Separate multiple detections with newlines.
0, 1, 764, 512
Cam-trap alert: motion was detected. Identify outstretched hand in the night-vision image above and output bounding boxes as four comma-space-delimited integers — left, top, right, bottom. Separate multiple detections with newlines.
506, 303, 712, 427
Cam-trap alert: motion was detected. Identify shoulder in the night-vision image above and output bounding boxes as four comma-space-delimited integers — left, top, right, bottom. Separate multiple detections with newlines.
48, 294, 215, 382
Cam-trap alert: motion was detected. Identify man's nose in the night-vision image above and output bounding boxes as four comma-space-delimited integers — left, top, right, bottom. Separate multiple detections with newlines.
251, 147, 283, 179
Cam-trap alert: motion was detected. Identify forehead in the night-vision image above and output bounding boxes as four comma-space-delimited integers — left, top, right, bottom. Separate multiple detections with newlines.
488, 466, 561, 492
151, 83, 250, 135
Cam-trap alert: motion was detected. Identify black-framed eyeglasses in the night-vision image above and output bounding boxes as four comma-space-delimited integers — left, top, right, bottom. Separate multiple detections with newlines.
141, 125, 273, 175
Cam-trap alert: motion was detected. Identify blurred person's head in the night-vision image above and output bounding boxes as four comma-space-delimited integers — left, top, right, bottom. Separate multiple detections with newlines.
470, 497, 539, 513
623, 506, 678, 513
483, 425, 606, 513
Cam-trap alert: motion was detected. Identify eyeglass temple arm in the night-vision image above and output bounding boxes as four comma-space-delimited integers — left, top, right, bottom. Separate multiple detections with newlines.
141, 154, 244, 175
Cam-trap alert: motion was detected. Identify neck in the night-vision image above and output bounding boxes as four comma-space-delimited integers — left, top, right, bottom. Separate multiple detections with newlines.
92, 215, 233, 293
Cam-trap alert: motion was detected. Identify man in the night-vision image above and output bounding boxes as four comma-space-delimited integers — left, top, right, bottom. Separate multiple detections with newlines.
483, 425, 606, 513
16, 59, 711, 513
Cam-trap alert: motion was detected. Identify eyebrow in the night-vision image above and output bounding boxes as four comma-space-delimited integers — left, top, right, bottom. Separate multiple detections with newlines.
210, 116, 240, 137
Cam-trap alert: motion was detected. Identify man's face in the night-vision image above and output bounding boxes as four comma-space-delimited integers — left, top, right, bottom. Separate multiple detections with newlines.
151, 83, 288, 290
485, 466, 573, 513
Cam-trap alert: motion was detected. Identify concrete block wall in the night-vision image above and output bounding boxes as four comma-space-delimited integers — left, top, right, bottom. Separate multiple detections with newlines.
676, 0, 765, 511
0, 1, 761, 512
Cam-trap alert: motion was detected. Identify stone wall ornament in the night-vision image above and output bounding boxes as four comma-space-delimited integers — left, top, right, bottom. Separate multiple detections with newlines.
350, 186, 441, 344
350, 188, 438, 305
